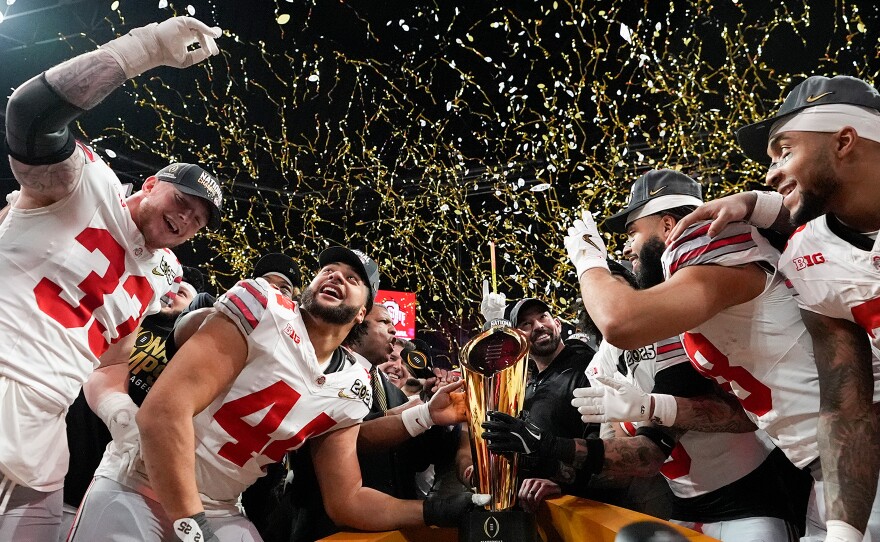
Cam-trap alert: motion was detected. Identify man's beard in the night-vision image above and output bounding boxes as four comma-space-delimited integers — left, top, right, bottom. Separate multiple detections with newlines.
635, 235, 667, 289
530, 330, 561, 357
301, 286, 361, 325
790, 159, 839, 226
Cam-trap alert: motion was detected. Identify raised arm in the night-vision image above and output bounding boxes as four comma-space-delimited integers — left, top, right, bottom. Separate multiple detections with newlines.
667, 191, 794, 243
5, 16, 221, 206
801, 309, 880, 538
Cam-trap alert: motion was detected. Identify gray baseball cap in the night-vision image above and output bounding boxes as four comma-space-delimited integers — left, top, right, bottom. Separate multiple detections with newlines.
604, 169, 703, 233
318, 246, 380, 301
736, 75, 880, 163
254, 253, 299, 287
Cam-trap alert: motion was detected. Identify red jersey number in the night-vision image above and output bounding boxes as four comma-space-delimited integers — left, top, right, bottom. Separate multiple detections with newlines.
682, 332, 773, 416
34, 227, 152, 357
214, 381, 338, 467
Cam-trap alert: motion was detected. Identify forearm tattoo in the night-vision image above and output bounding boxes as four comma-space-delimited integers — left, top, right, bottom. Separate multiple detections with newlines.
11, 154, 83, 195
806, 310, 880, 530
674, 389, 757, 433
45, 50, 126, 110
561, 434, 673, 481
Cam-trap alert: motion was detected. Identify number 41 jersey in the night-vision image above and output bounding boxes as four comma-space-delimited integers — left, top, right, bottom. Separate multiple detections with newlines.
192, 278, 372, 506
779, 216, 880, 401
662, 221, 820, 469
0, 143, 181, 411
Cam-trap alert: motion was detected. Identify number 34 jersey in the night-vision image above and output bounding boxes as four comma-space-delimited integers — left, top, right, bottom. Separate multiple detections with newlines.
0, 143, 181, 410
779, 216, 880, 400
662, 221, 820, 468
193, 279, 372, 506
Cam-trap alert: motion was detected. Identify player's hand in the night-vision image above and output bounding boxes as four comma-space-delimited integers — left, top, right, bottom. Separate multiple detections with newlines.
423, 491, 491, 527
427, 380, 467, 426
173, 512, 219, 542
480, 279, 507, 322
572, 376, 651, 424
103, 16, 222, 78
518, 478, 562, 513
481, 411, 574, 462
97, 393, 141, 475
666, 192, 757, 243
564, 210, 609, 278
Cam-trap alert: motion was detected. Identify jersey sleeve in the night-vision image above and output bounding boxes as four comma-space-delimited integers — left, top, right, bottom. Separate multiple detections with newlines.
662, 220, 779, 277
215, 278, 272, 337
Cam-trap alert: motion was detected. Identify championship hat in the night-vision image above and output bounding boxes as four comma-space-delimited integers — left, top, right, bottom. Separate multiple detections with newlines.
736, 75, 880, 163
254, 253, 299, 289
154, 163, 224, 228
318, 247, 380, 302
505, 298, 552, 327
604, 169, 703, 233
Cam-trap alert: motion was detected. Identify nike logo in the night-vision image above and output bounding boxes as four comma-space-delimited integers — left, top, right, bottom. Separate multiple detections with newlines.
648, 186, 667, 196
805, 91, 833, 103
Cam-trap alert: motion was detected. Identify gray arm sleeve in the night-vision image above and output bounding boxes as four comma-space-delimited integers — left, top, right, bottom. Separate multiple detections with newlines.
5, 72, 84, 166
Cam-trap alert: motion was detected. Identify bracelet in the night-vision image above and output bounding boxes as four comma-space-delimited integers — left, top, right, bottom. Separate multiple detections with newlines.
825, 520, 864, 542
748, 190, 784, 229
400, 403, 434, 437
650, 394, 678, 426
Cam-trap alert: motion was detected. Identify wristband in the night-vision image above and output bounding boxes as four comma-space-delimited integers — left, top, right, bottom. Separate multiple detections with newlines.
650, 394, 678, 426
748, 190, 784, 229
584, 438, 605, 476
401, 403, 434, 437
95, 392, 139, 439
825, 520, 864, 542
635, 426, 676, 457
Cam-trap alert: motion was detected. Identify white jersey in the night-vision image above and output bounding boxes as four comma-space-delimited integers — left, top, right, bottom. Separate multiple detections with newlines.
0, 142, 181, 411
779, 216, 880, 401
97, 278, 372, 514
663, 221, 820, 468
589, 338, 771, 499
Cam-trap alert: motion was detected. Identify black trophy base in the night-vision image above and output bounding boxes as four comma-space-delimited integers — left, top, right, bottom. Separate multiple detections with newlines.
459, 509, 537, 542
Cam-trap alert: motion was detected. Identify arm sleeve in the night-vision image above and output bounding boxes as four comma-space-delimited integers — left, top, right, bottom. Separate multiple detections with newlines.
662, 220, 779, 277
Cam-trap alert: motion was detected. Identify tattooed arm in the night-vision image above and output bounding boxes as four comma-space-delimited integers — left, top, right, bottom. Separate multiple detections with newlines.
802, 309, 880, 535
671, 387, 757, 433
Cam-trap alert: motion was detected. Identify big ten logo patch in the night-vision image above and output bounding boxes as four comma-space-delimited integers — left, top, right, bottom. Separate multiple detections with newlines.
129, 329, 168, 390
792, 252, 825, 271
283, 322, 301, 344
349, 379, 372, 408
383, 300, 406, 328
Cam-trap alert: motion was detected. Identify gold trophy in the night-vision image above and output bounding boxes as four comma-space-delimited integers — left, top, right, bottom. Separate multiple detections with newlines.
459, 318, 536, 541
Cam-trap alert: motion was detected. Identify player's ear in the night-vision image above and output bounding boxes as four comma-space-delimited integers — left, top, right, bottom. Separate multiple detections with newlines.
660, 214, 677, 235
354, 305, 367, 324
142, 176, 159, 192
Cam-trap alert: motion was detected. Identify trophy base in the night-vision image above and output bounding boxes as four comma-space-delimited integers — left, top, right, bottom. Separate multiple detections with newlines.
459, 509, 537, 542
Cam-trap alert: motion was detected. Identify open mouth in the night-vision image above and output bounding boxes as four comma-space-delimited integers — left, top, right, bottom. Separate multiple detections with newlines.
777, 180, 796, 197
320, 284, 342, 299
164, 216, 180, 235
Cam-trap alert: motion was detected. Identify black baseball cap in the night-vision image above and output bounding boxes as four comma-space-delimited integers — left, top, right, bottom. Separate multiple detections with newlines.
318, 247, 380, 301
254, 253, 299, 288
736, 75, 880, 163
604, 169, 703, 233
154, 163, 224, 228
505, 298, 551, 327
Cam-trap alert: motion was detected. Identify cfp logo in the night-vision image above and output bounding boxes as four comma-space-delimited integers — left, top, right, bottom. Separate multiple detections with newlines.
483, 516, 501, 539
383, 300, 407, 327
793, 252, 825, 271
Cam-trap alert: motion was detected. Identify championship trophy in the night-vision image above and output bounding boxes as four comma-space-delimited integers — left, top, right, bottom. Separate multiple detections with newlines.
459, 318, 537, 542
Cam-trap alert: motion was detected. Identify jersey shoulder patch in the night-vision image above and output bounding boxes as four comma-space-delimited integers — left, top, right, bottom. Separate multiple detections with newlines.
215, 279, 271, 337
663, 220, 765, 276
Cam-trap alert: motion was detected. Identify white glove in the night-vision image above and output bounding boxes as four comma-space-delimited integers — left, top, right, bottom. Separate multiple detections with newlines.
564, 211, 609, 278
480, 279, 507, 322
95, 392, 141, 474
572, 376, 677, 426
102, 16, 222, 79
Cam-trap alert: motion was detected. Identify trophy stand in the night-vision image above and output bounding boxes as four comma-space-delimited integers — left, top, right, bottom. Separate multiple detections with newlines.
459, 319, 538, 542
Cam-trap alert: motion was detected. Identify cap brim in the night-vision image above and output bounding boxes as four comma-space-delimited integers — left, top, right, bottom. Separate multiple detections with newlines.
604, 200, 649, 233
175, 184, 222, 228
510, 298, 551, 327
319, 247, 373, 296
735, 117, 778, 164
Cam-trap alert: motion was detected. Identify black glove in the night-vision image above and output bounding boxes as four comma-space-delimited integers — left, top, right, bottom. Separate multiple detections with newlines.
481, 411, 575, 463
173, 512, 219, 542
423, 491, 490, 527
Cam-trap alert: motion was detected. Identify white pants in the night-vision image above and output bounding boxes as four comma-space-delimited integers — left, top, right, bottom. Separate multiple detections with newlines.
674, 516, 796, 542
69, 477, 262, 542
0, 477, 62, 542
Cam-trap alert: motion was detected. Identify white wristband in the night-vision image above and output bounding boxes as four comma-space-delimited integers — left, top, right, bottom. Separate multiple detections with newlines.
748, 190, 784, 229
400, 403, 434, 437
650, 394, 677, 426
95, 392, 138, 434
825, 520, 865, 542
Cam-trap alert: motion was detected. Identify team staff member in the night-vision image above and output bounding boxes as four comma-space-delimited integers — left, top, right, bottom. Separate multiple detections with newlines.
669, 75, 880, 541
70, 247, 483, 541
0, 16, 223, 539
